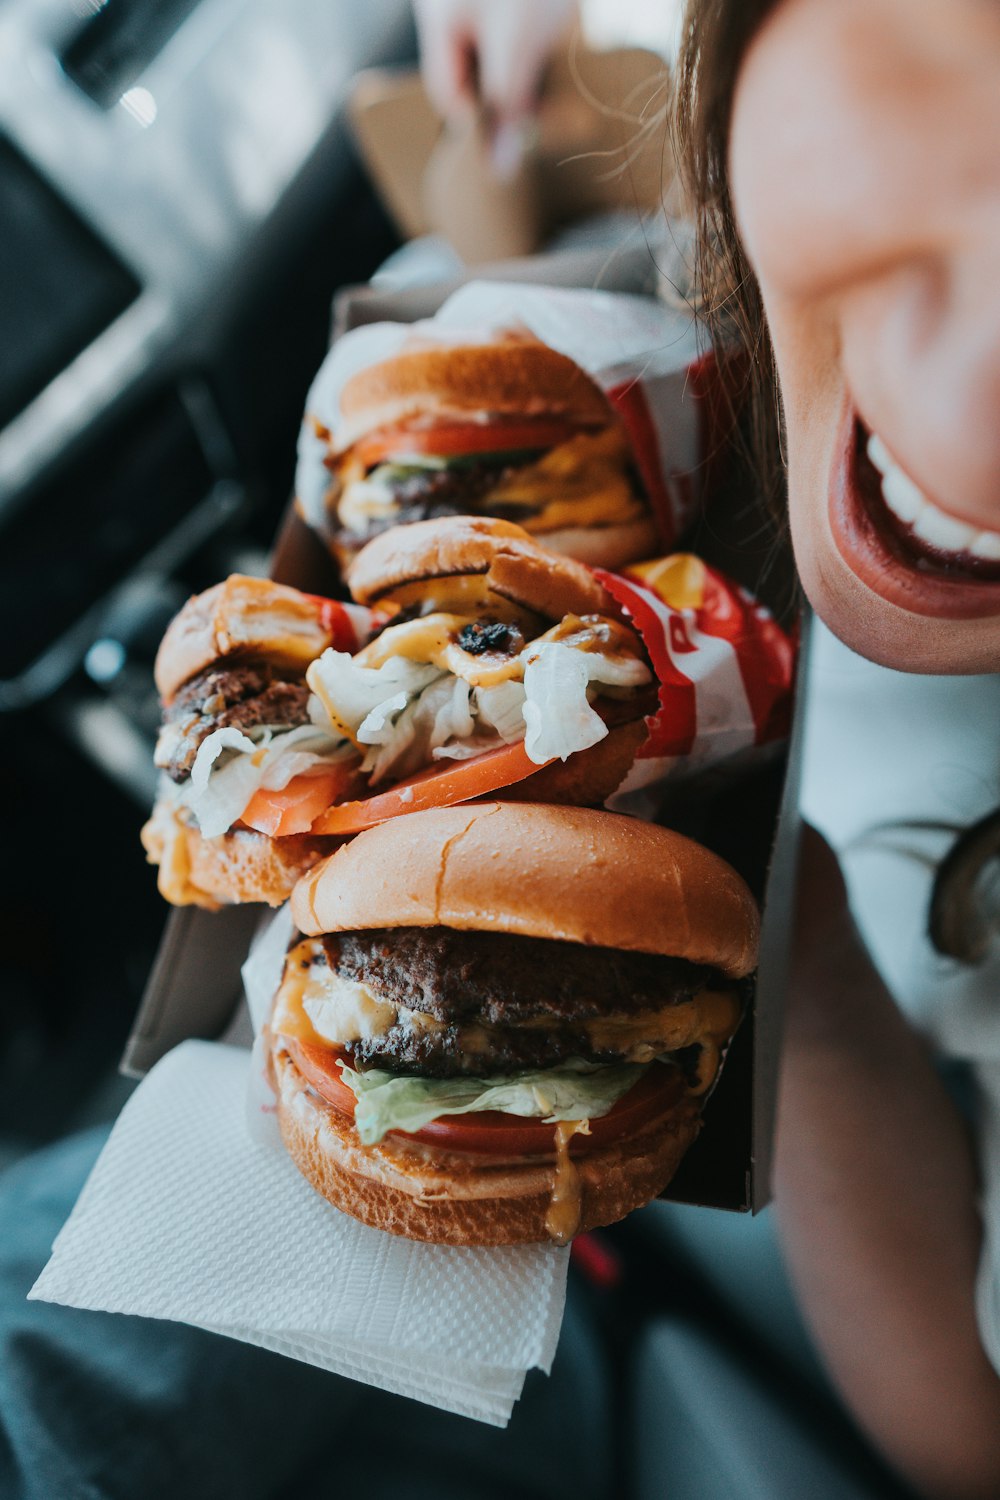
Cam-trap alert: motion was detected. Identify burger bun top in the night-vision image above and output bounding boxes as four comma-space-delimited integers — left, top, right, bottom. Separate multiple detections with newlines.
155, 575, 337, 702
291, 802, 760, 979
347, 515, 615, 620
336, 333, 614, 450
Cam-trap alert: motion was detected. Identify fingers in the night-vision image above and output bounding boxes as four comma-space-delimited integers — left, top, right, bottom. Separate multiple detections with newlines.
414, 0, 478, 122
415, 0, 576, 128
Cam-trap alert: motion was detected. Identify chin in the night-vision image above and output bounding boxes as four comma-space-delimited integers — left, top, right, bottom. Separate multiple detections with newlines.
788, 400, 1000, 676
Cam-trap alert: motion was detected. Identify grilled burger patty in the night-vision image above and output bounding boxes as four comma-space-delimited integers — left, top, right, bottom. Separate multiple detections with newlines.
334, 456, 540, 552
314, 928, 727, 1078
161, 663, 312, 783
328, 928, 715, 1025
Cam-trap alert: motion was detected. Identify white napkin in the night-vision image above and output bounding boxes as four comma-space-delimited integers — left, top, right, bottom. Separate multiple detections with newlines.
29, 1040, 569, 1426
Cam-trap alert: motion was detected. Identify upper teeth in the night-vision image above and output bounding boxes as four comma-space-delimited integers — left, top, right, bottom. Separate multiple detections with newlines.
867, 433, 1000, 560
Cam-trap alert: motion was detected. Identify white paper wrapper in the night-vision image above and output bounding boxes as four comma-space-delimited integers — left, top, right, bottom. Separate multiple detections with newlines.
296, 280, 707, 547
30, 1038, 568, 1427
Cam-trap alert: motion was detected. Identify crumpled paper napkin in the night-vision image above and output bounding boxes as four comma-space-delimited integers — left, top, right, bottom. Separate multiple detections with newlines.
29, 1036, 569, 1426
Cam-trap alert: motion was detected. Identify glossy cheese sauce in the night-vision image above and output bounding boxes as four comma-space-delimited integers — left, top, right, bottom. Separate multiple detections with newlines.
353, 604, 647, 691
584, 989, 741, 1069
143, 803, 205, 908
272, 939, 446, 1047
274, 940, 740, 1083
335, 427, 643, 533
545, 1121, 590, 1245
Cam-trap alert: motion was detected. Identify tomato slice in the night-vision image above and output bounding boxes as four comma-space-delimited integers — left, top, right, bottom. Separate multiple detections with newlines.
241, 766, 364, 838
309, 739, 547, 837
246, 691, 654, 841
285, 1039, 679, 1156
354, 417, 583, 469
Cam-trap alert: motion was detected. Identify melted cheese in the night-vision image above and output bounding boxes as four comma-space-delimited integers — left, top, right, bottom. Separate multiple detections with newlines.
141, 803, 213, 909
583, 989, 741, 1068
273, 939, 740, 1086
381, 575, 497, 615
335, 427, 645, 532
353, 608, 646, 690
272, 939, 445, 1046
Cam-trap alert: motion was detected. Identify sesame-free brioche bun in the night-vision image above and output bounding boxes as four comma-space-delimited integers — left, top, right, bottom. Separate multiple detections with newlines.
336, 334, 614, 451
155, 575, 337, 702
541, 516, 660, 572
271, 1042, 702, 1246
291, 802, 760, 979
346, 514, 615, 618
141, 803, 334, 909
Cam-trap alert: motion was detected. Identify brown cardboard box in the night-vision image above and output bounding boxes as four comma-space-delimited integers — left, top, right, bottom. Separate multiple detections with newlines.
125, 250, 804, 1214
348, 40, 672, 263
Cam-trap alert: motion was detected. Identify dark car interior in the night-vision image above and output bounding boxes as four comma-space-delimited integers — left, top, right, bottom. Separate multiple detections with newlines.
0, 0, 411, 1169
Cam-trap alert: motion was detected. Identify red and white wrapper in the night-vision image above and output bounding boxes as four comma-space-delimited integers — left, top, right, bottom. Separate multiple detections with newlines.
301, 595, 385, 654
598, 553, 796, 811
296, 281, 726, 549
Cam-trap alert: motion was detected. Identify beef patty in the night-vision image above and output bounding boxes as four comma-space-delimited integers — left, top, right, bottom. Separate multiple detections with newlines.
332, 456, 544, 555
161, 662, 312, 782
322, 927, 726, 1078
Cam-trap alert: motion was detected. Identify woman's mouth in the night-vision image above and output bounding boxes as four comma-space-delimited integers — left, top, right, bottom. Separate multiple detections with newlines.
828, 405, 1000, 618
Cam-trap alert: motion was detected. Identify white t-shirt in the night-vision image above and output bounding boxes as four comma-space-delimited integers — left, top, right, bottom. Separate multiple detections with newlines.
799, 619, 1000, 1370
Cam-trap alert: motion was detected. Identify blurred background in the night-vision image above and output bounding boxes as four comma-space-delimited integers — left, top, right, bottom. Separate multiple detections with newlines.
0, 0, 677, 1164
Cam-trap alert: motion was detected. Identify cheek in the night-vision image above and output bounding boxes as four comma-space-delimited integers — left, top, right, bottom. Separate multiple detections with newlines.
760, 291, 845, 564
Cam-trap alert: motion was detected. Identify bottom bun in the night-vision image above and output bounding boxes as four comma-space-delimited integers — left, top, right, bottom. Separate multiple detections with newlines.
141, 802, 334, 909
273, 1043, 702, 1246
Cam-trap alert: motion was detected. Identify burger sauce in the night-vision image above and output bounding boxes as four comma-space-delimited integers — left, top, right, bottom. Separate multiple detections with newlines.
545, 1120, 589, 1246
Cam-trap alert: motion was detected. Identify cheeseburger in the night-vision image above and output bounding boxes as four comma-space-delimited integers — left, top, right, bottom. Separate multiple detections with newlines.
271, 803, 757, 1246
304, 332, 657, 571
141, 575, 372, 909
303, 515, 658, 836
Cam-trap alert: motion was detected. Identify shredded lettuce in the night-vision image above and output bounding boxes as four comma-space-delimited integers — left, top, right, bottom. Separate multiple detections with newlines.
522, 643, 608, 763
475, 680, 528, 742
338, 1057, 647, 1145
521, 641, 650, 764
307, 651, 440, 739
180, 724, 351, 838
305, 633, 650, 785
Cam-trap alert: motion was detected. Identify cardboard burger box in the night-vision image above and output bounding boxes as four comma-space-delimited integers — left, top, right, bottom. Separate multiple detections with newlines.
124, 244, 806, 1215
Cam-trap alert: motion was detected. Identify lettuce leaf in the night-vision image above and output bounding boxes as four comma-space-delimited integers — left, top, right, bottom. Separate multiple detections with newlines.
338, 1056, 647, 1146
180, 724, 351, 838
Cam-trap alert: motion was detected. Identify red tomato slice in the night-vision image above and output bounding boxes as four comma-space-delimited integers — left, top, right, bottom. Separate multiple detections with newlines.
309, 739, 547, 837
241, 766, 364, 838
286, 1039, 678, 1156
354, 417, 582, 469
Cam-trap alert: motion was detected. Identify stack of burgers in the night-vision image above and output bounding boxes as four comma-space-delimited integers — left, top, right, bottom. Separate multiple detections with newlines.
142, 325, 762, 1246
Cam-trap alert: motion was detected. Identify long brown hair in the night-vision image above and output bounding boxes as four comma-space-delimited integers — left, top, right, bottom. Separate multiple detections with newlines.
670, 0, 784, 519
670, 0, 1000, 964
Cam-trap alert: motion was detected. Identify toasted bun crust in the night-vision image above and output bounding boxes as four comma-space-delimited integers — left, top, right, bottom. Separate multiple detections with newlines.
337, 335, 613, 450
141, 802, 333, 909
347, 515, 614, 618
538, 516, 660, 571
273, 1043, 701, 1245
291, 803, 759, 978
155, 575, 336, 702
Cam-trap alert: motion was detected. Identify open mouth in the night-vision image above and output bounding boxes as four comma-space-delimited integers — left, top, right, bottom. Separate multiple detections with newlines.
829, 404, 1000, 616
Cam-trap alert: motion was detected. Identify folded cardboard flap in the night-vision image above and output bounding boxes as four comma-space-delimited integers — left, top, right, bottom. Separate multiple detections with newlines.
121, 905, 260, 1080
127, 249, 802, 1213
348, 44, 672, 262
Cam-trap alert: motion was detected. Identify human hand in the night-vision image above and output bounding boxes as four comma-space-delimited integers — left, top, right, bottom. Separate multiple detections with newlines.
413, 0, 576, 174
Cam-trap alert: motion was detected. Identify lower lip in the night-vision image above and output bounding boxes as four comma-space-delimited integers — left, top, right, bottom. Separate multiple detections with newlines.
828, 405, 1000, 619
